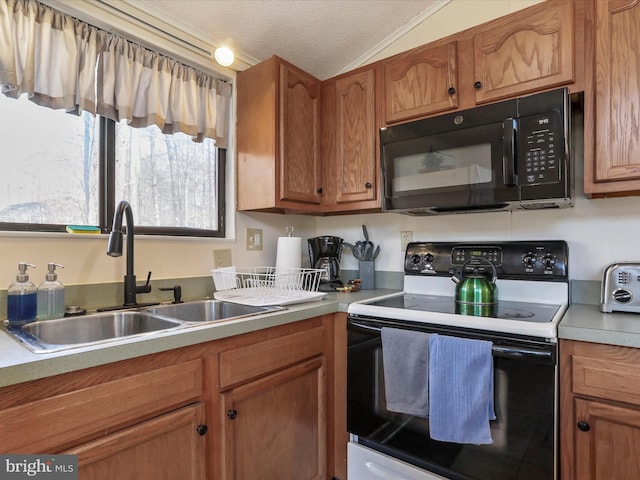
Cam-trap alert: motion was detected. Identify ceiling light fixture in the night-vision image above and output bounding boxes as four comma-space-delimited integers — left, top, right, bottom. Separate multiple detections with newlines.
214, 39, 235, 67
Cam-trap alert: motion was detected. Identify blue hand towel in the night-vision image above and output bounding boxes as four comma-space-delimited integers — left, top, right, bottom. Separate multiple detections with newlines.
428, 334, 495, 444
381, 327, 431, 417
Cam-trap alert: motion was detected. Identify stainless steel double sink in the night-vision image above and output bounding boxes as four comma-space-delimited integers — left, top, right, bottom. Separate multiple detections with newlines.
3, 300, 284, 353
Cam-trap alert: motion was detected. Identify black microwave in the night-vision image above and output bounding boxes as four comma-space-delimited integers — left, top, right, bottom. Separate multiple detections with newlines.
380, 88, 574, 215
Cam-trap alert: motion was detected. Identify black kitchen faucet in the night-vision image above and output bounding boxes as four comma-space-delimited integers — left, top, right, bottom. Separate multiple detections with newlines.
100, 200, 155, 310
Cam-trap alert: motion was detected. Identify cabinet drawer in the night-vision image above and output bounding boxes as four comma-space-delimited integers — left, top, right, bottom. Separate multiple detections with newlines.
0, 359, 203, 453
219, 326, 325, 388
571, 342, 640, 406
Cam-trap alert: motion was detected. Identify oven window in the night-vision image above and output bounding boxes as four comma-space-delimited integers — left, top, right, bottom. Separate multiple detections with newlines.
392, 143, 492, 193
348, 324, 556, 480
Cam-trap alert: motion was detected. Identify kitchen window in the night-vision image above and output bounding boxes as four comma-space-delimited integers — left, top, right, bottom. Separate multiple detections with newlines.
0, 93, 225, 237
0, 0, 231, 238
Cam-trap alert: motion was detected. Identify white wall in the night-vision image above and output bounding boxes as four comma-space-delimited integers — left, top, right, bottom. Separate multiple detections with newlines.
0, 212, 315, 288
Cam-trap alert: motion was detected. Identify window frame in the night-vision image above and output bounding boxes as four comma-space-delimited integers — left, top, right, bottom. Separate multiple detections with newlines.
0, 114, 226, 237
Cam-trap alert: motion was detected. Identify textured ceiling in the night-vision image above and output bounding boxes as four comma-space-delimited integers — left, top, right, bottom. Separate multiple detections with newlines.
133, 0, 446, 80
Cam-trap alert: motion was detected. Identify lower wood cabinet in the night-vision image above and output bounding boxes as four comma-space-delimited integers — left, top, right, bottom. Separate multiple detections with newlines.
67, 403, 207, 479
0, 313, 348, 480
221, 358, 326, 480
560, 339, 640, 480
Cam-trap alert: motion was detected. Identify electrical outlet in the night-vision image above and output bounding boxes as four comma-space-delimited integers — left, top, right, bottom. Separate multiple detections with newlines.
400, 231, 413, 251
213, 248, 232, 268
246, 228, 263, 251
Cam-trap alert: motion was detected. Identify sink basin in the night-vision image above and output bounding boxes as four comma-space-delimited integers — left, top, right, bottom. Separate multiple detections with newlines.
4, 311, 183, 353
148, 300, 284, 323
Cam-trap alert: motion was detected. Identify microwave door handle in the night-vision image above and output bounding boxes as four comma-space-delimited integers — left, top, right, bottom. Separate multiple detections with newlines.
503, 118, 517, 186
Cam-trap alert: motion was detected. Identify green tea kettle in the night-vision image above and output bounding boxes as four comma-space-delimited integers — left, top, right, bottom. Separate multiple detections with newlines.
451, 257, 498, 306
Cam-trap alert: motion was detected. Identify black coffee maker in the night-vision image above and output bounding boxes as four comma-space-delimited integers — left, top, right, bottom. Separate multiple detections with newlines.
308, 236, 343, 291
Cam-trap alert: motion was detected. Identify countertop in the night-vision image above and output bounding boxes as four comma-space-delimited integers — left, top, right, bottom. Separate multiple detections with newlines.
3, 290, 639, 390
559, 303, 640, 348
0, 289, 396, 389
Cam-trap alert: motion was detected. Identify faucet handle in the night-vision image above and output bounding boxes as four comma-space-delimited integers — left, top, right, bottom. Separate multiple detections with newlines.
160, 285, 183, 304
136, 271, 152, 294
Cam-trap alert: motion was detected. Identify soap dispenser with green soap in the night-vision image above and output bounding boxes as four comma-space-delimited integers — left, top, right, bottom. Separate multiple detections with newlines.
7, 262, 37, 326
37, 263, 65, 320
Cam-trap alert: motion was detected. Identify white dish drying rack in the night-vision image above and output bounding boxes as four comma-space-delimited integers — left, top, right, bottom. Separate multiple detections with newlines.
211, 266, 327, 306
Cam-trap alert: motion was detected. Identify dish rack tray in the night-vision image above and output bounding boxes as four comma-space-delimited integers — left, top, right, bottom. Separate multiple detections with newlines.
211, 266, 326, 306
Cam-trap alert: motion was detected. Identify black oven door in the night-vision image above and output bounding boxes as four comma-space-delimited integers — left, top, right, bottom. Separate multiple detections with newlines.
347, 316, 557, 480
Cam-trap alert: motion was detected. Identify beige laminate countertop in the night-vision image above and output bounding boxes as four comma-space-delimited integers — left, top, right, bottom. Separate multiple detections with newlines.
0, 289, 397, 389
4, 292, 636, 389
559, 303, 640, 348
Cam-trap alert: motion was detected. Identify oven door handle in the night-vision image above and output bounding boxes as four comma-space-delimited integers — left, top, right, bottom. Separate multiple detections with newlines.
348, 320, 555, 362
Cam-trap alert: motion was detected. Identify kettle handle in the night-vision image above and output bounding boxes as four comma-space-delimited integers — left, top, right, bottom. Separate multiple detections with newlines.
461, 257, 497, 283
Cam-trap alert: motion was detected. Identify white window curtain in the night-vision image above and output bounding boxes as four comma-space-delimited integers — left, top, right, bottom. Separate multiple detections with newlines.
0, 0, 231, 146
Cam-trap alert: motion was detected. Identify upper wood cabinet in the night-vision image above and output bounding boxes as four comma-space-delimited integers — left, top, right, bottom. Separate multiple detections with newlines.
584, 0, 640, 196
237, 56, 321, 212
381, 0, 577, 124
383, 41, 458, 123
321, 67, 380, 212
472, 0, 574, 104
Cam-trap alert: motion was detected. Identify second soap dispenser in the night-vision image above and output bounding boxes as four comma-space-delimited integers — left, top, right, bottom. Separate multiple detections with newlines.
37, 263, 65, 320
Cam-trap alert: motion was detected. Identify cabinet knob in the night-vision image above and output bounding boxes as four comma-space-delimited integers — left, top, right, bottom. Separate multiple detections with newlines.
365, 182, 372, 189
448, 87, 456, 95
474, 81, 482, 89
577, 421, 590, 432
317, 187, 323, 194
196, 424, 208, 436
227, 409, 238, 420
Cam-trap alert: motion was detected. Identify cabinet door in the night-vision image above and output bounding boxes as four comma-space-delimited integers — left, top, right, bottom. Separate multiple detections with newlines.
593, 0, 640, 183
472, 0, 574, 104
221, 357, 326, 480
335, 69, 377, 204
279, 63, 322, 205
574, 398, 640, 480
384, 41, 458, 123
67, 403, 206, 480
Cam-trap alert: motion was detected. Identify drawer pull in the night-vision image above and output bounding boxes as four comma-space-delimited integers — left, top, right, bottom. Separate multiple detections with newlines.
196, 424, 208, 436
227, 409, 238, 420
577, 421, 590, 432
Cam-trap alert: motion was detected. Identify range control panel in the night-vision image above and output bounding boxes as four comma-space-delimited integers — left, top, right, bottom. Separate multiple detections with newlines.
404, 241, 568, 281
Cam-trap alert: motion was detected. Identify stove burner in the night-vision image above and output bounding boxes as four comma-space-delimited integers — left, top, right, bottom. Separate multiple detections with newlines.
499, 308, 536, 319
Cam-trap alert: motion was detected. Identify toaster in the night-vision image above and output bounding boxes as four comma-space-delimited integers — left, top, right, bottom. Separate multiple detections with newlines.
601, 262, 640, 313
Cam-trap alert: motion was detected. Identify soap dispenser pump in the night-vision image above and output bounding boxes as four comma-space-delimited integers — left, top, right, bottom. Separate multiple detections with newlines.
37, 263, 65, 321
7, 262, 37, 326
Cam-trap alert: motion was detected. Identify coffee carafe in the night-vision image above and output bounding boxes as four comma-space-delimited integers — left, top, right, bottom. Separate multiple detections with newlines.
308, 236, 343, 291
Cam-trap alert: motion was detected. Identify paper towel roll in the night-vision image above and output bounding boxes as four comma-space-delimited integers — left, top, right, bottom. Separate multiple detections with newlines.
275, 236, 302, 270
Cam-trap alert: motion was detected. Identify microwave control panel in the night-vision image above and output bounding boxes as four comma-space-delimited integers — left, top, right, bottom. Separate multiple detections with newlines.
518, 111, 565, 186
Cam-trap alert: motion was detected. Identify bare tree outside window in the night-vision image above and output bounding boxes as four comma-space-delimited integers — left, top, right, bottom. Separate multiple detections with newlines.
0, 94, 100, 225
0, 94, 224, 235
115, 122, 220, 231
